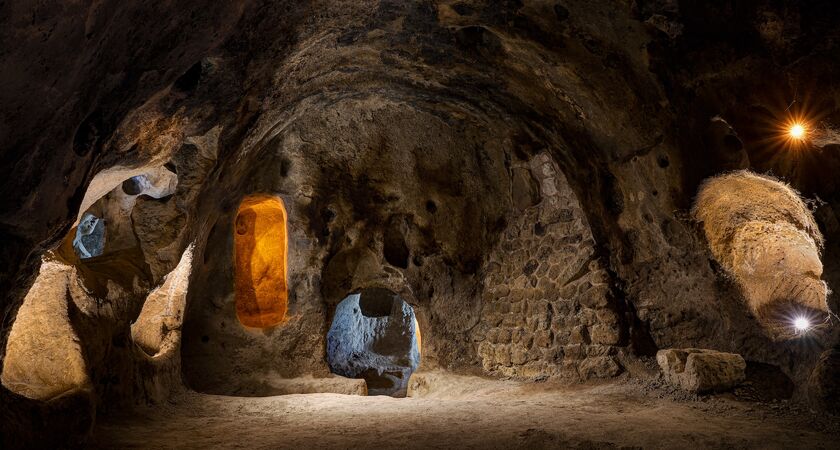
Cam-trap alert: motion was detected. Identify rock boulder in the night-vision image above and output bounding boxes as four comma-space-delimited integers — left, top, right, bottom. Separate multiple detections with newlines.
657, 348, 746, 393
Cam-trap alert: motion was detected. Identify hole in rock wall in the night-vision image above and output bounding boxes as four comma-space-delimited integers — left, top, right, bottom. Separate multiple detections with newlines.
73, 213, 106, 259
1, 166, 178, 400
234, 195, 289, 328
326, 288, 421, 397
57, 166, 177, 296
383, 216, 409, 269
121, 175, 150, 195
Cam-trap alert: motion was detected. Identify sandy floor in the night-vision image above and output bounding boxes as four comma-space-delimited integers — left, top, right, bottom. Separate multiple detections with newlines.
92, 372, 839, 449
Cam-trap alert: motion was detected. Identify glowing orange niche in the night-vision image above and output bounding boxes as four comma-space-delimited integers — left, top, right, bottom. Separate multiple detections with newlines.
234, 195, 288, 328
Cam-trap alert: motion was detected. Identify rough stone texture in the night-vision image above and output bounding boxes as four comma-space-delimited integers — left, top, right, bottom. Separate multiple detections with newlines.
1, 115, 211, 445
657, 349, 747, 394
92, 375, 840, 449
475, 152, 622, 380
73, 213, 106, 259
243, 375, 368, 396
131, 244, 193, 357
80, 165, 179, 282
127, 246, 196, 405
3, 243, 194, 410
78, 165, 178, 226
693, 171, 830, 337
233, 195, 289, 328
1, 260, 91, 400
808, 348, 840, 414
327, 289, 420, 396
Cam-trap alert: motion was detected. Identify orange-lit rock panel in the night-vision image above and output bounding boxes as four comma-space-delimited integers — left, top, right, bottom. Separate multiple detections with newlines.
414, 317, 422, 355
234, 195, 288, 328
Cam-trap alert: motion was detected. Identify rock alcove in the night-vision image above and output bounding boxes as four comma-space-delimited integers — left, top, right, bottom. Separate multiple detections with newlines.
327, 288, 421, 396
234, 195, 289, 329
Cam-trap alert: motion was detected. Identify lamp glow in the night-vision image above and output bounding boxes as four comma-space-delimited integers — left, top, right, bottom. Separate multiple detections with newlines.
793, 317, 810, 331
789, 123, 806, 140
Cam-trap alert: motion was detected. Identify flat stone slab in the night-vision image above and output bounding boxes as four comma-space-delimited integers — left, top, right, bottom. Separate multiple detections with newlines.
406, 371, 523, 398
265, 376, 368, 396
230, 375, 368, 396
657, 348, 746, 394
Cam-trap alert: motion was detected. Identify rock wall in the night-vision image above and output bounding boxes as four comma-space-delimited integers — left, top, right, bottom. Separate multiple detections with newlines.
476, 152, 622, 379
1, 261, 92, 401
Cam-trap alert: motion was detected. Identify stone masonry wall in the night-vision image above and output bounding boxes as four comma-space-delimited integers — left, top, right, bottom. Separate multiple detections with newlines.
475, 152, 624, 380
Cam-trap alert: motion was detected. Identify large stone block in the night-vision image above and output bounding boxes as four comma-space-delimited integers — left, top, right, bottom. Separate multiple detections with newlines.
511, 345, 528, 365
578, 283, 610, 308
589, 324, 620, 345
657, 348, 746, 393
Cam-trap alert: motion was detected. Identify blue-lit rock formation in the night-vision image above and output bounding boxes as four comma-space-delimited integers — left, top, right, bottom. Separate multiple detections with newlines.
327, 288, 420, 396
73, 213, 105, 259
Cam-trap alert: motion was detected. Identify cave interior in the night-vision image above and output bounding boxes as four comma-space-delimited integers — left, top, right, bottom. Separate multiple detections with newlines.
1, 1, 840, 449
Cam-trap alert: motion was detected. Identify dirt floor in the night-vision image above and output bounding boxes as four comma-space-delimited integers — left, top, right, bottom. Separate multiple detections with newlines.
92, 372, 839, 449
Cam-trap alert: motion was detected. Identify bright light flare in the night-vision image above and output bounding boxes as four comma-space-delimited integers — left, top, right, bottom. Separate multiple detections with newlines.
776, 113, 813, 148
789, 123, 806, 140
793, 316, 811, 332
776, 307, 826, 340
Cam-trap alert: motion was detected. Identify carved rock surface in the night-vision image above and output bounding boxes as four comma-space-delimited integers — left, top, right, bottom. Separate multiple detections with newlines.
131, 244, 193, 357
2, 2, 840, 446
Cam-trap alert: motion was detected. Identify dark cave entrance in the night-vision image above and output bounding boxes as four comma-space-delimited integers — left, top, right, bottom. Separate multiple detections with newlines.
326, 288, 421, 397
